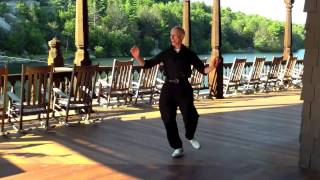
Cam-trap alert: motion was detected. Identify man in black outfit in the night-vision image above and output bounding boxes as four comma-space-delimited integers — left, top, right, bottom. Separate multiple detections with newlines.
130, 26, 219, 158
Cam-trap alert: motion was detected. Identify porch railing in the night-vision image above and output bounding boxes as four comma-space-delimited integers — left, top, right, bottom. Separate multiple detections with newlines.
5, 59, 304, 94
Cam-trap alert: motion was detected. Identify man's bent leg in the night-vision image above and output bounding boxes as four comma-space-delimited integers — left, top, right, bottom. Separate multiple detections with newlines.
180, 101, 199, 140
177, 84, 199, 140
159, 85, 182, 149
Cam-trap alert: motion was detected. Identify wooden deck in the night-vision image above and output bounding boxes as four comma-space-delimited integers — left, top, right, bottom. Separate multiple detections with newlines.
1, 90, 320, 179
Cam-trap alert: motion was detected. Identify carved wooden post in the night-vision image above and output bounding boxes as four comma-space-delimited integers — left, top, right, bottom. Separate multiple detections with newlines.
47, 37, 64, 67
299, 0, 320, 170
182, 0, 191, 47
208, 0, 223, 99
74, 0, 91, 66
283, 0, 294, 60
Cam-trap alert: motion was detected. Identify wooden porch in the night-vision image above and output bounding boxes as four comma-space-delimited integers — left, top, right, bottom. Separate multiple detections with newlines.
1, 90, 320, 179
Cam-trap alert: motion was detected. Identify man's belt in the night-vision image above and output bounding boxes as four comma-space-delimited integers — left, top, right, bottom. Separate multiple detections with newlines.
165, 78, 187, 84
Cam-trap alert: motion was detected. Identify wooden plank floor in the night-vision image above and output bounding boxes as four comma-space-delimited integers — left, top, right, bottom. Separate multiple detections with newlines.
1, 90, 320, 179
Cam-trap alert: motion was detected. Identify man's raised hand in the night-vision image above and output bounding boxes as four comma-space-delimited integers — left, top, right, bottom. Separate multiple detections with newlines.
130, 46, 140, 59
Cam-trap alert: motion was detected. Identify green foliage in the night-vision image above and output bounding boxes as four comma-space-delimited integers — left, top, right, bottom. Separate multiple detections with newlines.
0, 2, 9, 16
0, 0, 305, 57
0, 28, 9, 53
151, 2, 182, 50
292, 24, 305, 51
190, 2, 211, 53
7, 22, 45, 55
94, 45, 105, 57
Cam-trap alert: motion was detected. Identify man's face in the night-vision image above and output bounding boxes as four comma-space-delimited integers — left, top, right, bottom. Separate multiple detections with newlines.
170, 29, 184, 48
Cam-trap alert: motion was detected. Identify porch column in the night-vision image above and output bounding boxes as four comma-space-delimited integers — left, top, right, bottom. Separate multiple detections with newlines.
74, 0, 91, 66
182, 0, 191, 47
299, 0, 320, 170
283, 0, 294, 60
47, 37, 64, 67
208, 0, 223, 99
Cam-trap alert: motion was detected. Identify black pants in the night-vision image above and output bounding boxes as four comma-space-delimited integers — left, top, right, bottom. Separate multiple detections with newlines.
159, 81, 199, 149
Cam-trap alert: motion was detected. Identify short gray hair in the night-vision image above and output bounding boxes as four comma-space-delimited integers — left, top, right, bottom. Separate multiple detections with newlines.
171, 26, 185, 38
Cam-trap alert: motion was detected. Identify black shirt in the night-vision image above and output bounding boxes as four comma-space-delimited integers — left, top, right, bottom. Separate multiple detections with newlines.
143, 45, 207, 80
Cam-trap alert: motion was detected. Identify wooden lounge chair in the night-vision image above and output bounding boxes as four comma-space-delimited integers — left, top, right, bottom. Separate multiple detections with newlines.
261, 56, 283, 91
7, 65, 54, 132
97, 59, 133, 107
190, 65, 205, 99
52, 64, 99, 124
132, 64, 159, 104
292, 63, 303, 88
278, 56, 297, 89
0, 66, 8, 135
242, 57, 265, 92
223, 58, 246, 95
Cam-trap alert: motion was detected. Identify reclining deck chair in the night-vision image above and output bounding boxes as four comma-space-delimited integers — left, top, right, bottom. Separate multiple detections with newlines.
132, 64, 159, 104
53, 64, 99, 124
223, 58, 246, 95
262, 56, 283, 91
292, 63, 304, 88
7, 65, 54, 132
242, 57, 265, 92
0, 66, 8, 135
97, 59, 133, 107
190, 65, 205, 99
278, 56, 297, 89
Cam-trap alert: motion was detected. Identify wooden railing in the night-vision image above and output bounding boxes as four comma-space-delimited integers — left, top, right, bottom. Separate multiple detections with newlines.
6, 59, 304, 93
223, 59, 303, 77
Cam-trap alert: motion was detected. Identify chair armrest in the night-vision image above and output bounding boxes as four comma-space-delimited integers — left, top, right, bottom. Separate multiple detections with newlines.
156, 78, 164, 84
132, 81, 139, 88
242, 74, 249, 78
53, 88, 68, 98
7, 92, 21, 103
98, 79, 111, 87
241, 74, 250, 80
132, 81, 139, 86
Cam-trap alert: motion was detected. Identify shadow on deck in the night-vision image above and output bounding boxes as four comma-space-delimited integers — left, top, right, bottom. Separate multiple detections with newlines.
1, 90, 320, 179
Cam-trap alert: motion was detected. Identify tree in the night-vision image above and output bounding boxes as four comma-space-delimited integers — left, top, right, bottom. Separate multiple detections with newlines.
153, 2, 181, 50
58, 2, 76, 52
191, 2, 211, 53
0, 0, 306, 56
88, 0, 106, 27
254, 21, 284, 52
292, 24, 305, 51
0, 2, 9, 16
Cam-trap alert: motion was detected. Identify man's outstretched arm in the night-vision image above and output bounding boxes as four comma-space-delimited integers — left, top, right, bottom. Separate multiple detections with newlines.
130, 46, 145, 66
204, 57, 220, 74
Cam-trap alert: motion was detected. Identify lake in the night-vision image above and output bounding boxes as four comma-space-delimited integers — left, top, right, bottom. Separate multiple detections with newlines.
70, 49, 305, 66
3, 49, 305, 74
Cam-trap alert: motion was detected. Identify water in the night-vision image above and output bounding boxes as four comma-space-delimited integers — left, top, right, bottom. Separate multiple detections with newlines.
90, 49, 305, 66
215, 49, 305, 63
0, 56, 48, 74
3, 49, 305, 74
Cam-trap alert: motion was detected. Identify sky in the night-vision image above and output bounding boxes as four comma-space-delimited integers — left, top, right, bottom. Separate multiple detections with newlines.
193, 0, 306, 25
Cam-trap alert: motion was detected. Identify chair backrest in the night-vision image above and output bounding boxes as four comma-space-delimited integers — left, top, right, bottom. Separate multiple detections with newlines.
267, 56, 283, 80
248, 57, 265, 82
68, 64, 99, 104
20, 65, 53, 108
282, 56, 297, 80
137, 64, 159, 90
109, 59, 133, 92
190, 65, 204, 89
0, 66, 8, 132
229, 58, 246, 83
0, 66, 8, 111
296, 63, 304, 77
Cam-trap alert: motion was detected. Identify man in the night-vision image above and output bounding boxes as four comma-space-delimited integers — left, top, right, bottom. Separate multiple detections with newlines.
130, 26, 219, 158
